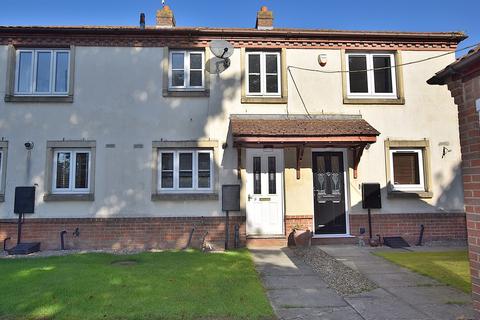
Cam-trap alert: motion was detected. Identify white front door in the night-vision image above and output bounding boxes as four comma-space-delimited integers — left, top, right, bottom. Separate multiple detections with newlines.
246, 148, 284, 236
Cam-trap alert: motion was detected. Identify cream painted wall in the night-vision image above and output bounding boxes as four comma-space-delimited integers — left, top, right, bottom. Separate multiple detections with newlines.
0, 45, 463, 219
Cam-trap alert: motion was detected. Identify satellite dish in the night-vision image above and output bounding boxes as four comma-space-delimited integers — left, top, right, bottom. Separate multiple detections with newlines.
206, 56, 231, 74
209, 40, 234, 59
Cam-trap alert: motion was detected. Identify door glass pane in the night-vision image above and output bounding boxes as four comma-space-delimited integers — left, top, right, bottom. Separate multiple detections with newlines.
75, 152, 89, 189
189, 70, 202, 87
253, 156, 261, 194
348, 56, 368, 93
248, 54, 260, 73
373, 56, 393, 93
190, 53, 202, 69
268, 156, 276, 194
265, 54, 278, 73
315, 156, 326, 194
171, 53, 184, 69
249, 75, 261, 93
266, 75, 278, 93
56, 152, 71, 189
392, 152, 420, 184
330, 156, 341, 194
198, 153, 211, 188
161, 153, 174, 188
17, 51, 33, 93
55, 52, 69, 93
36, 51, 52, 92
172, 70, 184, 86
179, 153, 193, 188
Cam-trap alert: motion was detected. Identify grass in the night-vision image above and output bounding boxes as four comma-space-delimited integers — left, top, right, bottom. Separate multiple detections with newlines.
0, 249, 274, 320
374, 250, 471, 293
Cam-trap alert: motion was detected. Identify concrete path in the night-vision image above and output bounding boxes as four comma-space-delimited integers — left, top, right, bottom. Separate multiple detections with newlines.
250, 246, 475, 320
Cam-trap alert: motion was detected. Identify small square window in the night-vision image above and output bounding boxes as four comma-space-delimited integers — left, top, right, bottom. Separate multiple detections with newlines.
346, 52, 396, 98
389, 149, 425, 191
169, 50, 205, 90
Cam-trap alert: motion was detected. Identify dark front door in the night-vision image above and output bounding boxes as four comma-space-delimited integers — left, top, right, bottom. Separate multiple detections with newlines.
312, 152, 347, 235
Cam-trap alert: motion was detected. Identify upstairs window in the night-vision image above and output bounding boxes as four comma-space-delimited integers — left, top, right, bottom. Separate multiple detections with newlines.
346, 52, 396, 98
246, 51, 281, 96
169, 50, 205, 90
15, 49, 70, 95
52, 150, 91, 194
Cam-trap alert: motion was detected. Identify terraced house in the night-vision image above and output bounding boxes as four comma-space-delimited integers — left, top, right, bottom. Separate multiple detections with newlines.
0, 6, 468, 250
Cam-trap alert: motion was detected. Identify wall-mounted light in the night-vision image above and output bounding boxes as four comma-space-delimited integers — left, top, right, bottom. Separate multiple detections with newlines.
24, 141, 34, 150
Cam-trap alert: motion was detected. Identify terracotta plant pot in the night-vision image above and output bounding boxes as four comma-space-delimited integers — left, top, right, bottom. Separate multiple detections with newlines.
293, 229, 312, 247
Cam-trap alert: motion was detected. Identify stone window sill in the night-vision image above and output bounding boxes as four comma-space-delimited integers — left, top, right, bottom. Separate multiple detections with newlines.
343, 97, 405, 105
387, 190, 433, 199
151, 193, 218, 201
241, 96, 288, 104
162, 89, 210, 97
43, 193, 94, 202
5, 95, 74, 103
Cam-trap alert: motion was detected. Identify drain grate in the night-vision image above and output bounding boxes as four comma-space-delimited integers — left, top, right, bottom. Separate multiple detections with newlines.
383, 237, 410, 248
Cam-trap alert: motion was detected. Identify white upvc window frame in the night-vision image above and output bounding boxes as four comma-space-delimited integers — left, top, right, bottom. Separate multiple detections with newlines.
168, 50, 205, 91
158, 149, 214, 193
52, 149, 91, 194
0, 150, 3, 193
346, 52, 397, 99
14, 49, 70, 96
245, 51, 281, 97
389, 148, 425, 192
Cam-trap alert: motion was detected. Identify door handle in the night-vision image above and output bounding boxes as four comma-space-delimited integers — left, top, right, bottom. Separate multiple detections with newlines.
248, 194, 253, 201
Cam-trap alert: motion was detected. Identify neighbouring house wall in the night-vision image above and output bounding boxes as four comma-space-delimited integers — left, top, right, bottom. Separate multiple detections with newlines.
446, 75, 480, 314
0, 44, 465, 246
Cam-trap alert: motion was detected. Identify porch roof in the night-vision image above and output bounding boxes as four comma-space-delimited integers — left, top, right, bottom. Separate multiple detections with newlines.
231, 114, 380, 180
231, 114, 380, 146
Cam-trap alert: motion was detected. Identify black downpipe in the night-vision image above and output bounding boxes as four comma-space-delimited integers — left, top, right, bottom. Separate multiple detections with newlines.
225, 211, 230, 250
3, 237, 11, 251
16, 213, 24, 244
416, 224, 425, 246
60, 230, 67, 250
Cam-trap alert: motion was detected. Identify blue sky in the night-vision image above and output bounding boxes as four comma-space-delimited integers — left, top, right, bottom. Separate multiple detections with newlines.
1, 0, 478, 55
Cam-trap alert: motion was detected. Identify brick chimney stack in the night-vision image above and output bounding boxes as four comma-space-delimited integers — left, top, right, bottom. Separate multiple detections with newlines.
156, 5, 176, 28
256, 6, 273, 30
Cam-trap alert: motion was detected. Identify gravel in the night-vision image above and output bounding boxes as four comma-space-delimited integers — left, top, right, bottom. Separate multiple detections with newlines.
0, 248, 165, 259
293, 246, 377, 296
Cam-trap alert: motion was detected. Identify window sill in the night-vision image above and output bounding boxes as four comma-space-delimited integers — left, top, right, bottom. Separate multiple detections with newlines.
43, 193, 94, 202
5, 95, 74, 103
387, 190, 433, 199
343, 97, 405, 105
162, 89, 209, 97
241, 96, 287, 104
151, 193, 218, 201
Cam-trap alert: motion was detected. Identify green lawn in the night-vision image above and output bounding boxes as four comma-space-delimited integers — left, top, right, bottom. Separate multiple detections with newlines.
375, 250, 471, 293
0, 250, 274, 320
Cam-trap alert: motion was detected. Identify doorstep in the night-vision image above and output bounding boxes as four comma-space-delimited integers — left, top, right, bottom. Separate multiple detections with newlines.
311, 235, 358, 245
246, 235, 287, 248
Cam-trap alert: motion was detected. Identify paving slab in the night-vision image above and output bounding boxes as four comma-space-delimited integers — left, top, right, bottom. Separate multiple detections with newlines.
364, 270, 441, 287
268, 287, 348, 308
262, 275, 328, 289
386, 286, 472, 305
276, 307, 364, 320
345, 288, 430, 320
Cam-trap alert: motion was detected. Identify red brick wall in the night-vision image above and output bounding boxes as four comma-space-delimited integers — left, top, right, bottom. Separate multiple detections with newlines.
285, 213, 466, 245
0, 216, 246, 251
349, 212, 467, 244
447, 74, 480, 314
